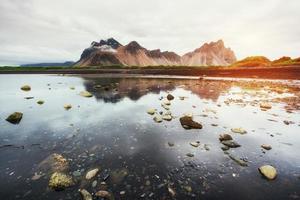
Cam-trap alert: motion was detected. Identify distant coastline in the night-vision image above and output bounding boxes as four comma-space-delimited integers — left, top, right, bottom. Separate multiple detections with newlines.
1, 65, 299, 80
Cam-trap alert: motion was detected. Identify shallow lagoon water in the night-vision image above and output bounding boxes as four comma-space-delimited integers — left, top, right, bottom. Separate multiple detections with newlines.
0, 74, 300, 200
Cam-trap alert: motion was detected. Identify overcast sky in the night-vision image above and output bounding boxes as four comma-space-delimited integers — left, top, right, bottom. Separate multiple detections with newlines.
0, 0, 299, 65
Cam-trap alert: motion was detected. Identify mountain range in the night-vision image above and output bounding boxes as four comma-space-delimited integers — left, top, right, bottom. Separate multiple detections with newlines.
75, 38, 237, 67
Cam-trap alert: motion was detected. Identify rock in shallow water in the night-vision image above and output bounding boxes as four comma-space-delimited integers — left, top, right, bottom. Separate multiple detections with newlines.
147, 108, 156, 115
260, 102, 272, 110
37, 100, 44, 105
162, 114, 172, 121
231, 128, 247, 134
95, 190, 112, 199
64, 104, 72, 110
6, 112, 23, 124
167, 94, 174, 100
38, 153, 69, 173
261, 144, 272, 150
219, 134, 233, 141
79, 91, 93, 97
258, 165, 277, 180
48, 172, 74, 190
221, 140, 241, 148
179, 116, 202, 129
79, 189, 92, 200
21, 85, 31, 91
85, 168, 99, 180
190, 141, 200, 147
228, 155, 248, 166
153, 115, 163, 123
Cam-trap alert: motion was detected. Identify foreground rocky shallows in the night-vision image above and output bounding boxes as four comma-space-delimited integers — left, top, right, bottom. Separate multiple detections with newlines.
0, 74, 300, 200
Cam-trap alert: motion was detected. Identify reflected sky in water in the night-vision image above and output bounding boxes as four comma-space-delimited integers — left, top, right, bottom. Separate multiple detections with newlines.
0, 74, 299, 200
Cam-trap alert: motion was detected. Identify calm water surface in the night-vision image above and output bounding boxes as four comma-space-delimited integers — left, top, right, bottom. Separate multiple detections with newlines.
0, 74, 299, 200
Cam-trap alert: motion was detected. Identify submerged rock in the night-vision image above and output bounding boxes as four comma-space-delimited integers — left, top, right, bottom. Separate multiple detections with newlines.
167, 94, 174, 101
21, 85, 31, 91
48, 172, 74, 190
147, 108, 156, 115
261, 144, 272, 150
37, 100, 44, 105
38, 153, 69, 173
162, 114, 172, 121
186, 153, 194, 157
219, 134, 233, 141
79, 189, 92, 200
79, 91, 93, 97
168, 142, 174, 147
228, 155, 248, 166
190, 141, 200, 147
111, 168, 128, 184
153, 115, 163, 123
6, 112, 23, 124
168, 187, 176, 197
179, 96, 187, 100
85, 168, 99, 180
95, 190, 112, 199
221, 140, 241, 148
231, 128, 247, 134
258, 165, 277, 180
179, 116, 202, 129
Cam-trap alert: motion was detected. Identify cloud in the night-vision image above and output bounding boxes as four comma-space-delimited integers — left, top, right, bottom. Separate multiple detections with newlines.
0, 0, 299, 65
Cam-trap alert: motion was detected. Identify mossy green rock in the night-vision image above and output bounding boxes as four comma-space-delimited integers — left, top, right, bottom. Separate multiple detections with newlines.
6, 112, 23, 124
21, 85, 31, 91
48, 172, 74, 190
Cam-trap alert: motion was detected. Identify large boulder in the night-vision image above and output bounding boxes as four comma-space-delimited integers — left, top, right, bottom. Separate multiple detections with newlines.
6, 112, 23, 124
179, 116, 202, 129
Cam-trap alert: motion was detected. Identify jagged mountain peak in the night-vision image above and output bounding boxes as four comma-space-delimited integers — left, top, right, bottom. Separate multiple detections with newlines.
76, 38, 237, 67
91, 38, 122, 49
124, 41, 144, 54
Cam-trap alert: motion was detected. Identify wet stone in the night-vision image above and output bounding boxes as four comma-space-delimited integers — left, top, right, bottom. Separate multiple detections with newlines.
228, 155, 248, 167
64, 104, 72, 110
95, 190, 112, 199
79, 91, 93, 97
147, 108, 156, 115
221, 140, 241, 148
179, 116, 202, 129
79, 189, 92, 200
153, 115, 163, 123
186, 153, 195, 157
190, 141, 200, 147
261, 144, 272, 150
85, 168, 99, 180
167, 94, 174, 100
6, 112, 23, 124
162, 114, 172, 121
21, 85, 31, 91
258, 165, 277, 180
260, 102, 272, 110
168, 142, 174, 147
219, 134, 233, 141
231, 128, 247, 134
48, 172, 74, 191
37, 100, 44, 105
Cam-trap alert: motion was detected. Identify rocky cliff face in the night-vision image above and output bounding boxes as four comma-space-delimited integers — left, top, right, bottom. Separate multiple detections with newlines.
75, 38, 236, 67
181, 40, 236, 66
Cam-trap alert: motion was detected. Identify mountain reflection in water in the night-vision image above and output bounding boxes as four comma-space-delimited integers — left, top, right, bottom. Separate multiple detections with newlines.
0, 74, 299, 200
